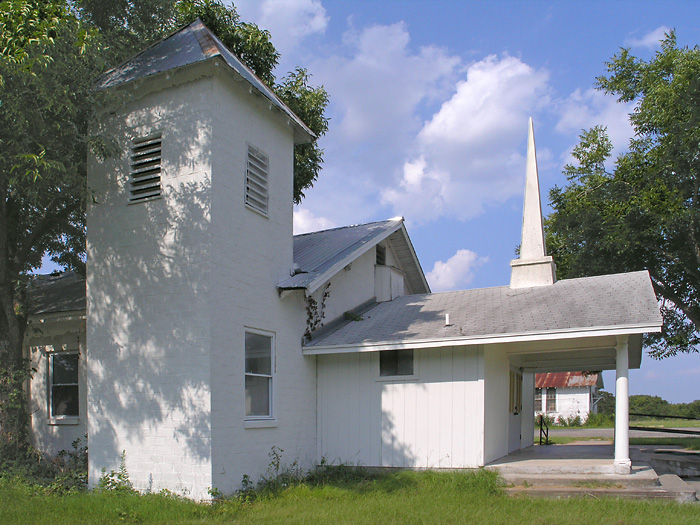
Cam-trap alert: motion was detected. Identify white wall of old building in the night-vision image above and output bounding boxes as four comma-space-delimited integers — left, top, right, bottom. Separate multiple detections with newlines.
207, 68, 317, 494
88, 66, 217, 499
317, 346, 485, 469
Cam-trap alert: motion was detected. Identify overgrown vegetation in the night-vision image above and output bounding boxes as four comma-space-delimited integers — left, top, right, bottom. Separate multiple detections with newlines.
1, 464, 698, 524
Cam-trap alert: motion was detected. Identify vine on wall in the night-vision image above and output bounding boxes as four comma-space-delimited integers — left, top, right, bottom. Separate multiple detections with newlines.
304, 283, 330, 342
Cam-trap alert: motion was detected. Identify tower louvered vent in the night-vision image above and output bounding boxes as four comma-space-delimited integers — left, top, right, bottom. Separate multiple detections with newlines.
245, 145, 269, 215
129, 133, 162, 202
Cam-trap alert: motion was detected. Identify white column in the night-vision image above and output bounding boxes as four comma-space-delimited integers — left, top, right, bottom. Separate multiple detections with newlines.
614, 335, 631, 473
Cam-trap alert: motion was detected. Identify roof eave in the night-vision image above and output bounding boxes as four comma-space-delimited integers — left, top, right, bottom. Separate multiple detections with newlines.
302, 322, 662, 355
301, 219, 405, 296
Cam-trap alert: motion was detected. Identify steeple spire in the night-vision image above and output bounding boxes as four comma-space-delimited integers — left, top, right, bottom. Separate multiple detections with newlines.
510, 118, 556, 288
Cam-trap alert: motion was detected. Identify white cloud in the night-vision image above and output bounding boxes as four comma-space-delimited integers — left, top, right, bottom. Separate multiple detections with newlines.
426, 249, 487, 292
234, 0, 328, 56
626, 26, 671, 50
315, 22, 460, 143
382, 54, 551, 222
293, 207, 336, 234
556, 88, 635, 162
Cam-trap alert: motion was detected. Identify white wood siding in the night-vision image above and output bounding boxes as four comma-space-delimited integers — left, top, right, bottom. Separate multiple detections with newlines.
317, 346, 485, 468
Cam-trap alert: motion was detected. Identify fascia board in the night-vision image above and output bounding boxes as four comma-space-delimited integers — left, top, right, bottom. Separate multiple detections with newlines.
28, 310, 86, 324
395, 225, 431, 293
302, 323, 662, 355
305, 220, 403, 296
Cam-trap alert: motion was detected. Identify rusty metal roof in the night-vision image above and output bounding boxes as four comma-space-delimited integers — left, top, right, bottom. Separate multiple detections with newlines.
536, 372, 603, 389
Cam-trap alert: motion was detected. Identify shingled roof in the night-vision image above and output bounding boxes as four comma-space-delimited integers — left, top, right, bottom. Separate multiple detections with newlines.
304, 270, 662, 352
96, 18, 313, 143
27, 272, 85, 315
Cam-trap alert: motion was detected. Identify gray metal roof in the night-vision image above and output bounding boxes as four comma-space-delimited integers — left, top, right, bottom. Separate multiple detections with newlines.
96, 18, 313, 143
305, 270, 662, 350
281, 219, 430, 295
27, 272, 86, 315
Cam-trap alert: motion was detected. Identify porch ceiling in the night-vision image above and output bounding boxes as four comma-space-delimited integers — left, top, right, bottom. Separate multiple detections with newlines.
506, 333, 643, 373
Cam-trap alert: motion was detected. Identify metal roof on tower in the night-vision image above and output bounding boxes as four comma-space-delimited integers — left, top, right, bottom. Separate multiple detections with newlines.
95, 18, 314, 143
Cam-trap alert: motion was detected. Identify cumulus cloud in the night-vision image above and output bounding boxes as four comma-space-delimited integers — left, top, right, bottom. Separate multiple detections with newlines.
293, 207, 336, 234
235, 0, 328, 55
315, 22, 460, 143
556, 88, 635, 162
382, 54, 551, 222
626, 26, 671, 50
426, 249, 487, 292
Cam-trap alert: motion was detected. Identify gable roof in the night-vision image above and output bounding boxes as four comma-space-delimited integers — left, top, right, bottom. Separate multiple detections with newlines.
536, 372, 603, 389
27, 272, 86, 315
96, 18, 313, 143
280, 218, 430, 295
304, 270, 662, 360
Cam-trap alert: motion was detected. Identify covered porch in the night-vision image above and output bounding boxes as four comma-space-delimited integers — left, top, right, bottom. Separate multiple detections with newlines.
507, 332, 643, 473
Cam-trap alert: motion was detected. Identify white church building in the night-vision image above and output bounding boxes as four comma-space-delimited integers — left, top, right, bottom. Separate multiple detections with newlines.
23, 19, 662, 499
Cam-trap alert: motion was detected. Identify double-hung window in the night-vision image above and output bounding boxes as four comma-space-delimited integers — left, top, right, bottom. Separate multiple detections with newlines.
245, 330, 273, 418
546, 387, 557, 413
50, 352, 79, 419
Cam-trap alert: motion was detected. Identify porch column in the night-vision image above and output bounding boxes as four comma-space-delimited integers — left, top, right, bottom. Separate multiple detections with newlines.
614, 335, 631, 473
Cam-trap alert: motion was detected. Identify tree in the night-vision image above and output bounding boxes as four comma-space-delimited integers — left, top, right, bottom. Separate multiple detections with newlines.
1, 0, 328, 454
546, 32, 700, 359
1, 0, 102, 454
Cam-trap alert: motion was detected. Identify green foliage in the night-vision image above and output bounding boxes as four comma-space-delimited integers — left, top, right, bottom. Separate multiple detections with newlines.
546, 32, 700, 358
584, 413, 615, 427
98, 451, 136, 494
596, 389, 616, 415
0, 0, 65, 75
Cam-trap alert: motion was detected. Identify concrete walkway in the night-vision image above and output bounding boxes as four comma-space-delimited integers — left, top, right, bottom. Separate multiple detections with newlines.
485, 442, 698, 502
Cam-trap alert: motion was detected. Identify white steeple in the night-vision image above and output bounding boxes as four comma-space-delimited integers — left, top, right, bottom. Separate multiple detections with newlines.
510, 118, 556, 288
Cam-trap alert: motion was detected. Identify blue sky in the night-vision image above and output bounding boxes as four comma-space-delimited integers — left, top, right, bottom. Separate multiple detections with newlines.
232, 0, 700, 402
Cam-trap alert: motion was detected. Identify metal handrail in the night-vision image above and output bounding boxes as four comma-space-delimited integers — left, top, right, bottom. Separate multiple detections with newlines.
538, 414, 549, 445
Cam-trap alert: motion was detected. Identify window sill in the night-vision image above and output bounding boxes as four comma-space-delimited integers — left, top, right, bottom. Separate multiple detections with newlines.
48, 417, 80, 426
245, 419, 277, 429
376, 375, 418, 383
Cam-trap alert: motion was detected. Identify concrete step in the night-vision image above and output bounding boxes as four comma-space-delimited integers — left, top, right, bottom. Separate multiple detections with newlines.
504, 485, 677, 500
502, 473, 697, 503
499, 470, 659, 488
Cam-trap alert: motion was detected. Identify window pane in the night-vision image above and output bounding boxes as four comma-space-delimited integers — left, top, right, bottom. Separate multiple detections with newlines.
245, 332, 271, 375
52, 354, 78, 385
380, 350, 413, 376
245, 375, 270, 417
52, 385, 79, 417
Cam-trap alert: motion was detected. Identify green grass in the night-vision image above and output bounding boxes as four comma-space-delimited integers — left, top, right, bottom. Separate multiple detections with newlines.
629, 418, 700, 429
630, 437, 700, 450
2, 469, 700, 524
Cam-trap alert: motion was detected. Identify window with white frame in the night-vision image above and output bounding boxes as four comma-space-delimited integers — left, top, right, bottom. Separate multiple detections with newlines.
245, 144, 269, 215
379, 350, 413, 377
534, 388, 543, 412
129, 132, 163, 202
245, 330, 273, 418
546, 387, 557, 413
50, 352, 79, 419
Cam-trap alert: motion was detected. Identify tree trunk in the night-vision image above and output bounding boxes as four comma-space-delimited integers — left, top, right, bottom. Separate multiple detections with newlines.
0, 185, 31, 454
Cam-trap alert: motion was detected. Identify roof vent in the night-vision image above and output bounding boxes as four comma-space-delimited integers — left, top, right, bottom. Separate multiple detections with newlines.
245, 144, 269, 215
129, 132, 162, 203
